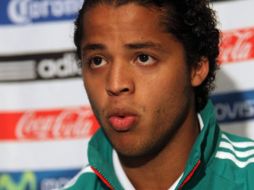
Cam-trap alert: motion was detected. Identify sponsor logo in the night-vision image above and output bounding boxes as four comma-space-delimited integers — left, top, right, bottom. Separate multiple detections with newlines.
37, 53, 81, 79
212, 90, 254, 123
0, 107, 99, 141
0, 169, 79, 190
219, 27, 254, 64
0, 172, 36, 190
0, 51, 81, 82
41, 177, 70, 190
0, 0, 83, 25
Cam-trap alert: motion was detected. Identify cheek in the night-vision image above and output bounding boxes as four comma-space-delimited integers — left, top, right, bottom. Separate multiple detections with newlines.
141, 72, 190, 115
83, 83, 106, 125
143, 75, 183, 101
83, 71, 102, 95
83, 74, 105, 109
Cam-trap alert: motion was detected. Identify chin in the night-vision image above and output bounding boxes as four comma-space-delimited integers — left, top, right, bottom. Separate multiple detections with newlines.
113, 139, 156, 159
110, 136, 145, 156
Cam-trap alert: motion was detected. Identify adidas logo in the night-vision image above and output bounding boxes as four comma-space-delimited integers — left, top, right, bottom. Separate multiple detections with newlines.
215, 134, 254, 168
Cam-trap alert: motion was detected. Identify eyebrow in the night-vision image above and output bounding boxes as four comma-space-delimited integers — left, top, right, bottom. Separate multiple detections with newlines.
125, 42, 163, 50
82, 41, 163, 53
82, 43, 106, 53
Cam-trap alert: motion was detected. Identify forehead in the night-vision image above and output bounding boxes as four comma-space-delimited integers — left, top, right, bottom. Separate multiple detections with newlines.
82, 3, 168, 39
83, 3, 162, 21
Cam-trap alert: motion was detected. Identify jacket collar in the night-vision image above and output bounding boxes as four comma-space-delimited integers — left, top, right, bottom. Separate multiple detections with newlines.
88, 128, 123, 189
177, 100, 220, 188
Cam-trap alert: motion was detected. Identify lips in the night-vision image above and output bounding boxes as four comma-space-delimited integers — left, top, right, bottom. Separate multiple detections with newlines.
109, 115, 137, 131
107, 109, 138, 132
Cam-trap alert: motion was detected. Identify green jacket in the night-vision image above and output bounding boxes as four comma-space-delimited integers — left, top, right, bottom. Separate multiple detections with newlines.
64, 101, 254, 190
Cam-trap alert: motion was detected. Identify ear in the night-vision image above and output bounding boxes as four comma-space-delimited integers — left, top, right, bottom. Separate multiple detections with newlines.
191, 57, 209, 87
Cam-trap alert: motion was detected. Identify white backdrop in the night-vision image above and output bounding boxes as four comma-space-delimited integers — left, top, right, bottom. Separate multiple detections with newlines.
211, 0, 254, 138
0, 0, 254, 189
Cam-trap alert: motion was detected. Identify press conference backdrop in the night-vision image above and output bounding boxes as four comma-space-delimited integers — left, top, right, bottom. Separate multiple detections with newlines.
0, 0, 253, 189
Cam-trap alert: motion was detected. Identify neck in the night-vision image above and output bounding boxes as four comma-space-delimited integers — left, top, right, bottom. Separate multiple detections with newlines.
118, 113, 200, 190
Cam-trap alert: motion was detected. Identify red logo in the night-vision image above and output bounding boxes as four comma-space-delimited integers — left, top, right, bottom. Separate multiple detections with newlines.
0, 107, 99, 141
219, 27, 254, 64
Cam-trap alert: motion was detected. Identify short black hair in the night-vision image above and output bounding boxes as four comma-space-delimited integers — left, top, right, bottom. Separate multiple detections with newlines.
74, 0, 220, 112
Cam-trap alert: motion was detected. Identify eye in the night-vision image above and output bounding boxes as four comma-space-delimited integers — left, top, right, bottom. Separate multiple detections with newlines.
88, 56, 107, 69
136, 54, 156, 66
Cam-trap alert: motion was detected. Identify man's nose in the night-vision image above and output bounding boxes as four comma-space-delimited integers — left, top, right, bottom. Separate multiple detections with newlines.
105, 63, 134, 96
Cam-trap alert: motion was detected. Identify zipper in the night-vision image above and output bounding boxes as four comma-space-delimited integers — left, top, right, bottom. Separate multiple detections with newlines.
178, 160, 201, 189
91, 166, 115, 190
92, 159, 201, 190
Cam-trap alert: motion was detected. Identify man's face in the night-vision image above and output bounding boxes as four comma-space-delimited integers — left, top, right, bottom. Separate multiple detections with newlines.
81, 3, 196, 157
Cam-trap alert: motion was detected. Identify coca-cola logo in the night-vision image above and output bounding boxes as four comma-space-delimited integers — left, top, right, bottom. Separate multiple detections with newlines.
219, 27, 254, 64
16, 108, 99, 140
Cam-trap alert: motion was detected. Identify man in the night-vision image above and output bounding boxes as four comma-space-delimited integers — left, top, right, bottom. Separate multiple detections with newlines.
64, 0, 254, 189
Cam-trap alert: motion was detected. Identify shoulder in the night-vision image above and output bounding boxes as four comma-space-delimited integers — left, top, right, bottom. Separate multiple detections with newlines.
61, 166, 105, 190
208, 131, 254, 188
215, 131, 254, 169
